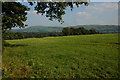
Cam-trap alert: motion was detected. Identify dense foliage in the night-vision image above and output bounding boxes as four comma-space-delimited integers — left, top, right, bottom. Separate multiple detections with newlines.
62, 27, 99, 36
2, 2, 30, 33
3, 32, 63, 40
4, 27, 99, 40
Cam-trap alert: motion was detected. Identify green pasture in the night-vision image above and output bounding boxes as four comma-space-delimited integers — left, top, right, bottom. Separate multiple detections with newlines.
2, 34, 119, 78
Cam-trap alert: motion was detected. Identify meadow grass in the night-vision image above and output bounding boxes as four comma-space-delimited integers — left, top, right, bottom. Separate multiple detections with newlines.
2, 34, 119, 78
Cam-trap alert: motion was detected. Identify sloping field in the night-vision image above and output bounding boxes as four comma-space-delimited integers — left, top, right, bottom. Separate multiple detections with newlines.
3, 34, 119, 78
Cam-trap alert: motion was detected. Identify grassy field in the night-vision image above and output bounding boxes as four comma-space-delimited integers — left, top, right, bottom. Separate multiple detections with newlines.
3, 34, 119, 78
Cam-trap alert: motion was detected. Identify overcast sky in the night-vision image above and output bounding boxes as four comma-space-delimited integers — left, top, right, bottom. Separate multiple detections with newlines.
24, 2, 118, 27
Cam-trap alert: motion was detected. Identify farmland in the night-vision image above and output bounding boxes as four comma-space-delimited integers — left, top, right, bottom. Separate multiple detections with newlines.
2, 34, 119, 78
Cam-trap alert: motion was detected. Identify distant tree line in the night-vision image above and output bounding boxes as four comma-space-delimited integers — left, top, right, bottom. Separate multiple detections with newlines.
3, 32, 63, 40
4, 27, 99, 40
62, 27, 99, 36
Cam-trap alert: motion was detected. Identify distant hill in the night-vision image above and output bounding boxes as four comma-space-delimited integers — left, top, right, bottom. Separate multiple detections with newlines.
11, 26, 63, 33
71, 25, 119, 33
11, 25, 119, 33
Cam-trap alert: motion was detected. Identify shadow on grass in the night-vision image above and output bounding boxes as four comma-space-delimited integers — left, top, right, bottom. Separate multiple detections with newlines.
4, 42, 27, 47
114, 43, 120, 45
111, 43, 120, 45
5, 44, 27, 47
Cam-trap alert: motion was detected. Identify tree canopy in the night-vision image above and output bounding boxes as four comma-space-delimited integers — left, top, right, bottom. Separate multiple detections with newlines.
2, 2, 30, 33
34, 2, 88, 23
2, 2, 88, 32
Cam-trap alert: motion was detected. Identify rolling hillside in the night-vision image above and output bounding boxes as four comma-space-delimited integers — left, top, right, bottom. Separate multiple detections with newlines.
11, 26, 63, 33
11, 25, 119, 33
73, 25, 119, 33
